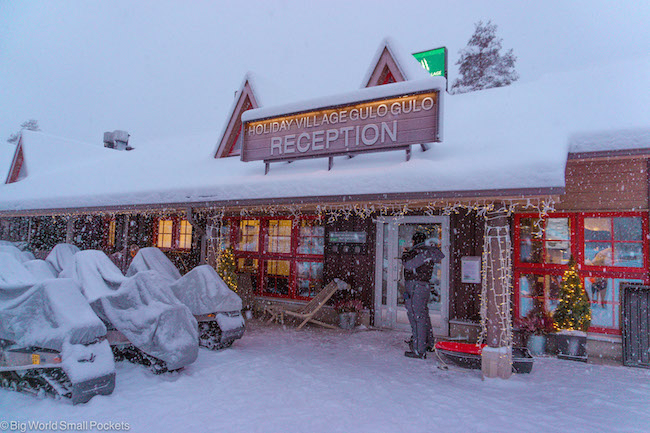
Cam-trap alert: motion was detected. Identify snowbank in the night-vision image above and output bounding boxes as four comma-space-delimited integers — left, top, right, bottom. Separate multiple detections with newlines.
2, 323, 649, 433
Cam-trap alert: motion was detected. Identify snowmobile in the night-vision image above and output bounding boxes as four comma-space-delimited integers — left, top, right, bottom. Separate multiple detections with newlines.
127, 247, 245, 350
0, 253, 116, 404
60, 250, 198, 373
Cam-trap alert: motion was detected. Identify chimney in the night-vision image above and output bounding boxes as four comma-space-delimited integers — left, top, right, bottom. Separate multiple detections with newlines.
103, 130, 133, 151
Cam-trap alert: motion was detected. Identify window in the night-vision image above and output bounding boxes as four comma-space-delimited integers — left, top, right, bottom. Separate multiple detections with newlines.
297, 261, 324, 297
237, 219, 260, 252
216, 221, 230, 250
518, 216, 571, 265
265, 260, 290, 295
107, 219, 116, 248
157, 220, 174, 249
154, 217, 193, 250
583, 217, 644, 268
267, 219, 292, 253
179, 220, 193, 250
298, 220, 325, 255
230, 217, 325, 300
518, 273, 562, 318
515, 212, 649, 335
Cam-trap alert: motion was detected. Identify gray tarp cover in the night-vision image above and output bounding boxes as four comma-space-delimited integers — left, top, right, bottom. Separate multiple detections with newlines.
61, 250, 198, 370
126, 247, 181, 280
128, 248, 242, 315
46, 243, 81, 274
0, 244, 34, 264
24, 259, 58, 281
0, 277, 107, 352
170, 265, 242, 315
0, 252, 37, 291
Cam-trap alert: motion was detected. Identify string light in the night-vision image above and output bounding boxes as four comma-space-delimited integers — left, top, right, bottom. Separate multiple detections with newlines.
216, 246, 238, 292
478, 214, 513, 349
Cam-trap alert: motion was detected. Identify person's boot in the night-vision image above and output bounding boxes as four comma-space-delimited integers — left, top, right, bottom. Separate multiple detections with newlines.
404, 350, 426, 359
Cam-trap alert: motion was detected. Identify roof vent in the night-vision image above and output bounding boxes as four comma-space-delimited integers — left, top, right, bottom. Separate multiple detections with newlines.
103, 130, 133, 151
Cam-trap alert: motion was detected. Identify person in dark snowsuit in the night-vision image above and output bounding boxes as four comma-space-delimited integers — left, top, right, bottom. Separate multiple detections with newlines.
401, 231, 445, 359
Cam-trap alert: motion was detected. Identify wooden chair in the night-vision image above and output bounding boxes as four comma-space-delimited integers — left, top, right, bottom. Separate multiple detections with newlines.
280, 278, 349, 330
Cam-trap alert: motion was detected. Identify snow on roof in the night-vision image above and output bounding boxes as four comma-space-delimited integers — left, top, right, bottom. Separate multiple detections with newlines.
14, 130, 121, 180
360, 37, 433, 88
212, 71, 298, 158
569, 128, 650, 154
0, 48, 648, 214
242, 77, 446, 122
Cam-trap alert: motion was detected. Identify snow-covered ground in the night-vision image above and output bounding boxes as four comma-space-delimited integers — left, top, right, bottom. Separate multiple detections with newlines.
2, 320, 649, 433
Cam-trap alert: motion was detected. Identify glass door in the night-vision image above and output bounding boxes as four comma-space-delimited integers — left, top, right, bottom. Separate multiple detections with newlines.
374, 216, 449, 335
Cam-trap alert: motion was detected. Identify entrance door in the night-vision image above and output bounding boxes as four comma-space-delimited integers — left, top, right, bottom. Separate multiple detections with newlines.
374, 216, 450, 335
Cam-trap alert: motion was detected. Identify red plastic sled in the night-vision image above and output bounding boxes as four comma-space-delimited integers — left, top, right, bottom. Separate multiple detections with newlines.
434, 341, 534, 373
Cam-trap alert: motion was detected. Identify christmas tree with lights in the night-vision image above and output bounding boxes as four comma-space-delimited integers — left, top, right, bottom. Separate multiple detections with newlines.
553, 257, 591, 331
217, 246, 238, 293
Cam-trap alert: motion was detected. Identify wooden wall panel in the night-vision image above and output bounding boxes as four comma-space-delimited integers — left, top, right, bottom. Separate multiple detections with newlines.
323, 216, 375, 309
558, 158, 648, 211
449, 212, 484, 322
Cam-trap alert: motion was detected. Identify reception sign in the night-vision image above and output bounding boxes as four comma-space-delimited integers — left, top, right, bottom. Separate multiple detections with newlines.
241, 89, 440, 164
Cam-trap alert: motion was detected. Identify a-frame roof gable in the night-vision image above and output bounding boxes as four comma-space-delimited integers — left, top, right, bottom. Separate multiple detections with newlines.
5, 136, 25, 184
363, 45, 406, 88
213, 75, 260, 158
362, 38, 432, 88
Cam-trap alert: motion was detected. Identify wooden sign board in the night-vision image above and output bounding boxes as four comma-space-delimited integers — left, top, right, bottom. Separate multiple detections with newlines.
241, 89, 440, 164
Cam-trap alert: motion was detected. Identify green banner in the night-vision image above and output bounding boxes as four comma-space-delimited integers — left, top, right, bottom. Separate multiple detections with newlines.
412, 47, 447, 77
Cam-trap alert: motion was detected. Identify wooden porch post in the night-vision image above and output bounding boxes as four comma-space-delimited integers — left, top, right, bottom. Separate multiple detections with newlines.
65, 217, 75, 244
481, 210, 513, 379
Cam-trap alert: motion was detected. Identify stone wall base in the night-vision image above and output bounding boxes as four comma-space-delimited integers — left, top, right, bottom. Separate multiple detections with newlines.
481, 346, 513, 379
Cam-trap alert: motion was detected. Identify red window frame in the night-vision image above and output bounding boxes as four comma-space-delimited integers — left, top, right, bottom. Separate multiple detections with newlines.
152, 216, 193, 251
226, 216, 324, 300
514, 211, 649, 335
514, 212, 577, 272
577, 212, 650, 273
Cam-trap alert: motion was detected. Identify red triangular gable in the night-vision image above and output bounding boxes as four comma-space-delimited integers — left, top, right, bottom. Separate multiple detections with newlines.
5, 136, 25, 184
213, 78, 260, 158
363, 44, 406, 88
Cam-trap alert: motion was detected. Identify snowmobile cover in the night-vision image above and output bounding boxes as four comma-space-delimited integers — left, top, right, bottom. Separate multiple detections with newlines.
170, 265, 242, 315
126, 247, 182, 280
24, 259, 58, 281
46, 243, 81, 274
59, 250, 124, 302
127, 248, 242, 315
0, 278, 107, 352
61, 250, 198, 370
0, 244, 33, 263
0, 252, 37, 291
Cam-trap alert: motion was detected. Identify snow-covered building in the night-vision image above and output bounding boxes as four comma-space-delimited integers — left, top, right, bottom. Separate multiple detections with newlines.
1, 38, 649, 366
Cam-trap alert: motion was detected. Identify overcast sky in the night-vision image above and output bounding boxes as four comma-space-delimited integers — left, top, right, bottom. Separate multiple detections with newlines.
1, 1, 649, 148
